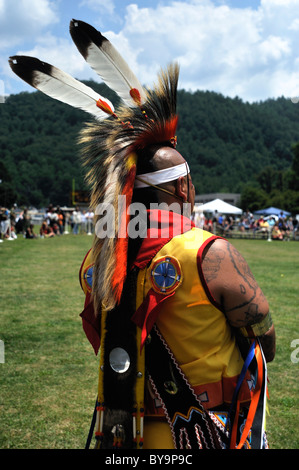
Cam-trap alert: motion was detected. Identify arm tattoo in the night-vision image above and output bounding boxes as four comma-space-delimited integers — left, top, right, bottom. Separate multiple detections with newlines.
240, 284, 246, 295
202, 244, 225, 283
225, 244, 258, 313
237, 303, 264, 326
227, 244, 256, 286
203, 241, 267, 325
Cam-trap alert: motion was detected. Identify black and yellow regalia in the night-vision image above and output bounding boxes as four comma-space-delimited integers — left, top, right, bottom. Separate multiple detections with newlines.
10, 19, 268, 450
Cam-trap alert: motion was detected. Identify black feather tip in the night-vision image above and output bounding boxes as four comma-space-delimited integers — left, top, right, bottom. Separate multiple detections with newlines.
70, 19, 108, 60
8, 55, 53, 89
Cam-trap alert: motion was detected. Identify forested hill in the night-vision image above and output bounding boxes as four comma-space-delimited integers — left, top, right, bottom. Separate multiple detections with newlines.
1, 80, 299, 212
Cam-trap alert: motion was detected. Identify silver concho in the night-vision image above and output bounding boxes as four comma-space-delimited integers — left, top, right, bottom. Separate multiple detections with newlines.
109, 347, 130, 373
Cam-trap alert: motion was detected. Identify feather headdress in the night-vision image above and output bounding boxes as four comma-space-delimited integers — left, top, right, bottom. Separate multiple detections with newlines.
9, 20, 179, 313
80, 62, 179, 312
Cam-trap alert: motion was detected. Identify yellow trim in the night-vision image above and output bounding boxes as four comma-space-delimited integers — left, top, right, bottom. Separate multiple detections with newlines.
135, 269, 146, 448
96, 269, 146, 448
94, 307, 108, 449
80, 250, 94, 296
98, 308, 107, 405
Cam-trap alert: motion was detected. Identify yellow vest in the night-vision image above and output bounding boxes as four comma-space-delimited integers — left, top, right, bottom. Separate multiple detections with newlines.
79, 224, 253, 449
137, 226, 251, 412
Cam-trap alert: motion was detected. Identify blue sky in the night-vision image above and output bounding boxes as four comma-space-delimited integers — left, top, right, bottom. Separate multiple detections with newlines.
1, 0, 299, 102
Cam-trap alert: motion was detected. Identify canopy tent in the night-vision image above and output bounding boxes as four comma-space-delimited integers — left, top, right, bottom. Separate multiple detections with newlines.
254, 207, 291, 217
194, 198, 242, 215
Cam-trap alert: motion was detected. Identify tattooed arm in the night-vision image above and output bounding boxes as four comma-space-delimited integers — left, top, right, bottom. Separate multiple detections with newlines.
201, 238, 276, 362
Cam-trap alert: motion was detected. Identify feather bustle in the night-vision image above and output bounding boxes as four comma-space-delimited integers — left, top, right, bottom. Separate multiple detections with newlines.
78, 63, 180, 311
9, 20, 180, 314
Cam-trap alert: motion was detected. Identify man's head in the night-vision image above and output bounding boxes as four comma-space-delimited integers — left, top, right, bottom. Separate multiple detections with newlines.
133, 144, 195, 213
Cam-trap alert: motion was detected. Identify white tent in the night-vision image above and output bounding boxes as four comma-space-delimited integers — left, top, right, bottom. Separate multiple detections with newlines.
194, 198, 242, 215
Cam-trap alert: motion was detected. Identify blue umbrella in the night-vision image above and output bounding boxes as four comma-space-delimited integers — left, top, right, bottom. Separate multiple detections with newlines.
254, 207, 291, 217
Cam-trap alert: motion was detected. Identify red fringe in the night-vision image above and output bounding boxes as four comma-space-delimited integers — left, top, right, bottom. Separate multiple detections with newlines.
111, 164, 137, 304
134, 116, 178, 149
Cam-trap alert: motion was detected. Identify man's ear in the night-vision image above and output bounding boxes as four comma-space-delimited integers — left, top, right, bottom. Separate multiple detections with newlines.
175, 176, 188, 201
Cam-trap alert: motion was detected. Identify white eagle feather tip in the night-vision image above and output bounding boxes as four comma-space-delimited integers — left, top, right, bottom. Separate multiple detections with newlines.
70, 19, 146, 108
9, 55, 115, 120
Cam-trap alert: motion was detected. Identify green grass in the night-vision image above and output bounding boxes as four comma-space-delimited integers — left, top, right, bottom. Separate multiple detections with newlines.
0, 234, 98, 449
0, 234, 298, 449
231, 239, 299, 449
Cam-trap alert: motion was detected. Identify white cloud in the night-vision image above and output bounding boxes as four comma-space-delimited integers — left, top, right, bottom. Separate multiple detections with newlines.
6, 32, 100, 92
0, 0, 61, 93
289, 18, 299, 30
258, 35, 291, 63
0, 0, 58, 48
3, 0, 299, 102
101, 0, 299, 101
16, 34, 85, 75
100, 2, 261, 94
79, 0, 115, 15
0, 0, 5, 15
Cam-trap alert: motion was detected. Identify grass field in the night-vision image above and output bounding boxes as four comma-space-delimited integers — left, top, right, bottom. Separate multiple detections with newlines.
0, 233, 298, 449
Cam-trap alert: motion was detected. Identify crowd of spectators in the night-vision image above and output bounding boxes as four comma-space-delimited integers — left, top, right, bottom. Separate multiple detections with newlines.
39, 204, 95, 237
0, 204, 95, 241
193, 209, 298, 241
0, 205, 18, 242
1, 204, 298, 242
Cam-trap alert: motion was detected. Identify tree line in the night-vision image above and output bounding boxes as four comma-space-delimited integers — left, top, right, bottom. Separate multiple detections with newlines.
0, 80, 298, 214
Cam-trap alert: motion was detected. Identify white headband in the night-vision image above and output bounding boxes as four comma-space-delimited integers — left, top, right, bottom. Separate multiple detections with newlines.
134, 162, 190, 188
